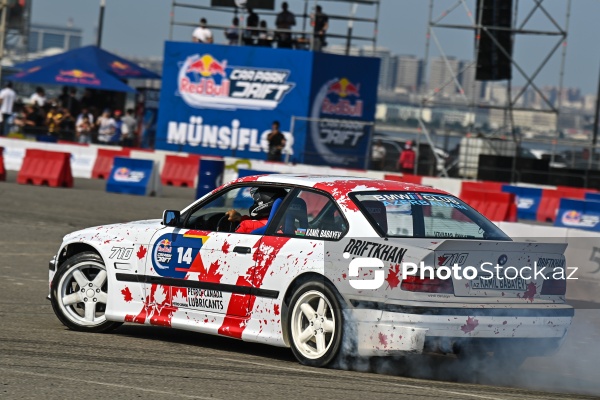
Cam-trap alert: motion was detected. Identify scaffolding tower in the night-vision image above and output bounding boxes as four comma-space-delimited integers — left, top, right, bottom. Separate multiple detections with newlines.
418, 0, 571, 180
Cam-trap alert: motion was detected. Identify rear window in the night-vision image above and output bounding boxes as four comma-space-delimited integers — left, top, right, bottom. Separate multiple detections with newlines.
352, 191, 510, 240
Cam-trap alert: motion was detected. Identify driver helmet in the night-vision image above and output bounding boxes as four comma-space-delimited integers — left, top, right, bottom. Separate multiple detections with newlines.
249, 187, 287, 219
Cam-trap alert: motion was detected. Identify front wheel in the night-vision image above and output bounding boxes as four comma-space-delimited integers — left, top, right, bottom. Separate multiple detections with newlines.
50, 251, 122, 333
287, 281, 343, 367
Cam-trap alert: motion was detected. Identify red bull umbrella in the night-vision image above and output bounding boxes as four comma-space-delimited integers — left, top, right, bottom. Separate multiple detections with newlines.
13, 45, 160, 80
8, 58, 136, 93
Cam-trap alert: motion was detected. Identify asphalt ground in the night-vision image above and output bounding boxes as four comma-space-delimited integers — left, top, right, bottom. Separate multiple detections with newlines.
1, 171, 599, 400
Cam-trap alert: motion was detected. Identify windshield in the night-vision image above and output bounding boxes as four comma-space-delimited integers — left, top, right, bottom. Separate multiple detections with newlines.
352, 191, 511, 240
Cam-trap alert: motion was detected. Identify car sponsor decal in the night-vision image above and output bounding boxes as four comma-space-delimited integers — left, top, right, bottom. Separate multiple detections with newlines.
151, 232, 210, 279
343, 239, 407, 264
370, 193, 468, 210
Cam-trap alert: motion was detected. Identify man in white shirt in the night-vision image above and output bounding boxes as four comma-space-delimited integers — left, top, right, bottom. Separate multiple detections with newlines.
0, 82, 16, 136
192, 18, 214, 44
30, 87, 46, 107
370, 139, 387, 170
96, 109, 117, 144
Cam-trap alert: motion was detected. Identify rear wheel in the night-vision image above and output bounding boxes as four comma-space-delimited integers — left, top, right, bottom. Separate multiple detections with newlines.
287, 281, 343, 367
50, 251, 122, 333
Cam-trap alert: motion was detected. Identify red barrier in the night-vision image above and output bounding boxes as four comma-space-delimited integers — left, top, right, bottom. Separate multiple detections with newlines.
459, 189, 517, 222
17, 149, 73, 187
161, 155, 200, 187
92, 148, 131, 179
384, 174, 423, 185
460, 181, 504, 197
0, 147, 5, 182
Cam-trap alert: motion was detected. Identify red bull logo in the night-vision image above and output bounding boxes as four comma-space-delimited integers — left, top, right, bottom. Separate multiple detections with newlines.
322, 77, 363, 117
59, 69, 96, 79
113, 167, 145, 183
110, 61, 140, 76
186, 54, 227, 77
180, 54, 230, 99
327, 78, 360, 98
57, 69, 100, 85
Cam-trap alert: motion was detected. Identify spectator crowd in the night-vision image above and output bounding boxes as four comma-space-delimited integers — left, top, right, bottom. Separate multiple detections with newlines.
193, 2, 329, 51
0, 84, 138, 147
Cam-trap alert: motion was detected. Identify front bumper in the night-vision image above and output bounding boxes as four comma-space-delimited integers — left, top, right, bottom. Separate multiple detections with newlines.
351, 303, 573, 357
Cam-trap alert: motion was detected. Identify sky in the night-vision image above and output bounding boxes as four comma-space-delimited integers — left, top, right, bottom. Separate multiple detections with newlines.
30, 0, 600, 94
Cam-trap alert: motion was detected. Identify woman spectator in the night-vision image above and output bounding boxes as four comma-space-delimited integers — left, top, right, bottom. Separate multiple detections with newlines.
76, 115, 93, 144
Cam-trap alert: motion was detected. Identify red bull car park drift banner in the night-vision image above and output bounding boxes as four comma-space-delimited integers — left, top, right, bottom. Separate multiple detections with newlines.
155, 42, 380, 168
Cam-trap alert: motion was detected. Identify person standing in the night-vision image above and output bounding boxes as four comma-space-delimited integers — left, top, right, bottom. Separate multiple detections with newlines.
30, 87, 46, 107
0, 82, 16, 136
96, 109, 116, 144
224, 17, 241, 45
76, 115, 93, 144
370, 140, 386, 171
275, 2, 296, 49
121, 108, 137, 147
266, 121, 286, 162
244, 8, 260, 45
397, 141, 416, 174
192, 18, 214, 44
311, 5, 329, 51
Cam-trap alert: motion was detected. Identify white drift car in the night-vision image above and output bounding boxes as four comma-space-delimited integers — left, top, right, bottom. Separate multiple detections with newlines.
49, 175, 573, 367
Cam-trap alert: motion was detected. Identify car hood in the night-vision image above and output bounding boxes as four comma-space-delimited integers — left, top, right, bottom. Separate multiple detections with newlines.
62, 219, 164, 244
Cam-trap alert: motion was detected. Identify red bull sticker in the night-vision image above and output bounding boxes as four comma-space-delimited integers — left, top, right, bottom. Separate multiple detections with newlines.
113, 167, 145, 183
178, 53, 295, 110
56, 69, 101, 85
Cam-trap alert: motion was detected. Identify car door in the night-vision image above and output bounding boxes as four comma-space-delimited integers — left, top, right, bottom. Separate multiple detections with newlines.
145, 184, 289, 318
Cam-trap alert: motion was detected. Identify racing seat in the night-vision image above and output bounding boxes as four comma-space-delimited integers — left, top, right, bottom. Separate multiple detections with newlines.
283, 198, 309, 235
360, 200, 388, 234
250, 198, 284, 235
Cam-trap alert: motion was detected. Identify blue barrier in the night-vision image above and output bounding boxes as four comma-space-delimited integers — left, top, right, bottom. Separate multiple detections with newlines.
585, 192, 600, 202
502, 185, 542, 220
36, 135, 58, 143
106, 157, 158, 196
554, 198, 600, 231
196, 159, 225, 200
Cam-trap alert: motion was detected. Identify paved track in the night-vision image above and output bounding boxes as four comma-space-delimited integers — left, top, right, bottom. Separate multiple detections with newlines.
1, 172, 599, 399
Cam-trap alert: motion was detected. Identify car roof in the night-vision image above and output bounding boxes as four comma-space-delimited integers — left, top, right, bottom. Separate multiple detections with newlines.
238, 174, 450, 195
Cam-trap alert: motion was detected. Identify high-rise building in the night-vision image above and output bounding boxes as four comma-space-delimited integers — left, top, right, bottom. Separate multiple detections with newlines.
28, 23, 83, 53
360, 46, 396, 91
459, 60, 485, 101
428, 56, 460, 97
394, 55, 423, 93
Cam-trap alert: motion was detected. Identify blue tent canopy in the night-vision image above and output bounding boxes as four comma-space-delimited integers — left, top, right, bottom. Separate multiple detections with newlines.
14, 45, 160, 80
9, 59, 136, 93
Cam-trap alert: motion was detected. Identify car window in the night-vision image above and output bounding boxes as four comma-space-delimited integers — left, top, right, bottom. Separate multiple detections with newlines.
269, 190, 347, 240
185, 185, 290, 233
352, 191, 510, 240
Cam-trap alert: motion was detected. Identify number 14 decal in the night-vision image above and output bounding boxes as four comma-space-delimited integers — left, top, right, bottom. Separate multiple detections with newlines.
177, 247, 194, 264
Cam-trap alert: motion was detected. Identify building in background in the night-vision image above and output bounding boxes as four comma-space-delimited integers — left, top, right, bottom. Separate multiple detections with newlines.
459, 61, 485, 102
394, 55, 423, 93
428, 56, 460, 97
28, 23, 82, 53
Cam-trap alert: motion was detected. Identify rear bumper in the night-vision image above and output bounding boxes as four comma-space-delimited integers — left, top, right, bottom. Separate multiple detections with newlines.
351, 303, 573, 357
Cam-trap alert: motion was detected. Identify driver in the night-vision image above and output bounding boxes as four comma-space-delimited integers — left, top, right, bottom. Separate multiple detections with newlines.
225, 187, 287, 233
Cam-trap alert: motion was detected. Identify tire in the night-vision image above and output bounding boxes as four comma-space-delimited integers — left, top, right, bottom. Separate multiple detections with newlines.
50, 251, 122, 333
287, 280, 344, 367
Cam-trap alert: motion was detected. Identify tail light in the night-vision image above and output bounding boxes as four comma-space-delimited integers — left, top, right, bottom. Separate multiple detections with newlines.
541, 278, 566, 295
401, 275, 454, 294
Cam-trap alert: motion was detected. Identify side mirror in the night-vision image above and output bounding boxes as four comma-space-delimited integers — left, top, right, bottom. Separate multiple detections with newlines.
162, 210, 181, 227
